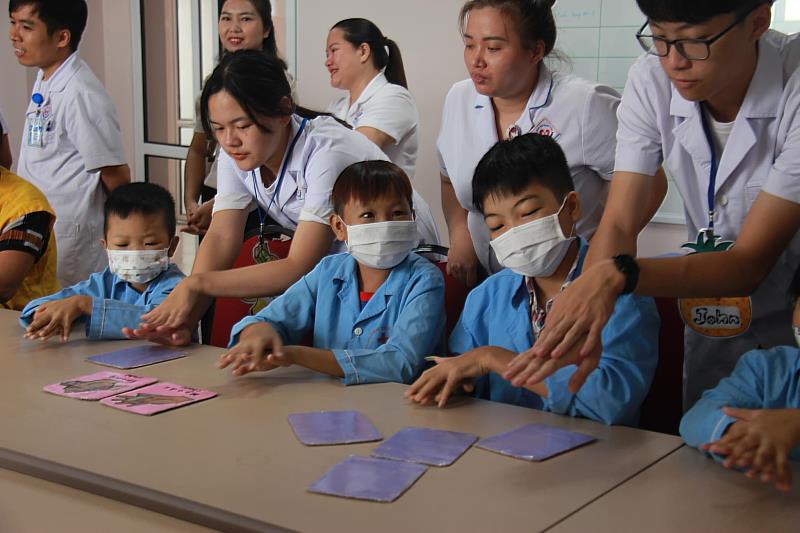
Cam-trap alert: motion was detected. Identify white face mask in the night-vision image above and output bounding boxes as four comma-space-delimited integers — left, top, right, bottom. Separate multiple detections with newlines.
489, 200, 574, 278
344, 220, 418, 270
107, 248, 170, 284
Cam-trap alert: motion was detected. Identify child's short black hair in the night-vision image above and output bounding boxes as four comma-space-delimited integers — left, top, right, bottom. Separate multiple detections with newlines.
472, 133, 574, 214
104, 183, 176, 238
636, 0, 773, 24
9, 0, 88, 52
332, 161, 414, 215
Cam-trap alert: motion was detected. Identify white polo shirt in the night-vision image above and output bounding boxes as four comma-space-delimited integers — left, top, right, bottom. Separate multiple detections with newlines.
437, 64, 619, 272
213, 114, 440, 247
615, 30, 800, 404
328, 71, 419, 180
17, 52, 127, 287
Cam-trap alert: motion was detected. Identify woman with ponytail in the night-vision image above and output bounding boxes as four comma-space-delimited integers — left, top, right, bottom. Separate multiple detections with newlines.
325, 18, 420, 180
131, 51, 440, 344
437, 0, 622, 287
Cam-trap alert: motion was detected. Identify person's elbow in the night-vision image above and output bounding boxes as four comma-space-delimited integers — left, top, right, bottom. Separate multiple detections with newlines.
0, 279, 22, 303
100, 164, 132, 193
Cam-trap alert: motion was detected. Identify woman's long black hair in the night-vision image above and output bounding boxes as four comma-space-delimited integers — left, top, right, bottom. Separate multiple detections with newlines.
331, 18, 409, 88
200, 50, 338, 136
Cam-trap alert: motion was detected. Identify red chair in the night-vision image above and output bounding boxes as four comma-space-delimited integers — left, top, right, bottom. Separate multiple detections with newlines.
638, 297, 685, 435
413, 244, 471, 338
208, 225, 294, 348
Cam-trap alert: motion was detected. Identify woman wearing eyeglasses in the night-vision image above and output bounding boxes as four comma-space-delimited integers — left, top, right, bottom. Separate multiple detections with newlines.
505, 0, 800, 411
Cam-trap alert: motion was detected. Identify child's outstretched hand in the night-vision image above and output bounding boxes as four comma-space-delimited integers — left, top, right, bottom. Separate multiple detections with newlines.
405, 350, 490, 408
704, 407, 800, 493
24, 296, 91, 342
217, 322, 290, 376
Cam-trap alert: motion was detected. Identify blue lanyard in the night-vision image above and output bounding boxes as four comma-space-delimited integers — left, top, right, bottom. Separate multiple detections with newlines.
251, 117, 308, 240
699, 105, 719, 235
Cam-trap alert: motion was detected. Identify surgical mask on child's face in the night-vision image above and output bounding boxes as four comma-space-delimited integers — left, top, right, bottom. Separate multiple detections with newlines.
489, 199, 574, 278
344, 220, 418, 270
107, 248, 170, 284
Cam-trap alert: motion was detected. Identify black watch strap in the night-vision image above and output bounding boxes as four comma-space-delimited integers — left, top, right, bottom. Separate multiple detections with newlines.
612, 254, 639, 295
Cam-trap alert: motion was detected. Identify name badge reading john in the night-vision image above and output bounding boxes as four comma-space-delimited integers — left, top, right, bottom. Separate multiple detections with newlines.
678, 231, 751, 338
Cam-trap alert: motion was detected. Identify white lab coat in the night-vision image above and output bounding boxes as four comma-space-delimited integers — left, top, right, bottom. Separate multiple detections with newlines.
615, 30, 800, 408
213, 114, 440, 247
17, 52, 127, 287
437, 64, 619, 272
328, 71, 419, 180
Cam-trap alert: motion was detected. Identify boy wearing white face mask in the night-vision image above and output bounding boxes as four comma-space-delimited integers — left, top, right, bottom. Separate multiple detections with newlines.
407, 134, 659, 426
218, 161, 444, 384
679, 268, 800, 493
20, 183, 184, 341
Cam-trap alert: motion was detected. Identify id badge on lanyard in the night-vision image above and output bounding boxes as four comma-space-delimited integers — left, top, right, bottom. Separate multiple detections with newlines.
26, 92, 47, 148
678, 106, 752, 338
250, 118, 308, 261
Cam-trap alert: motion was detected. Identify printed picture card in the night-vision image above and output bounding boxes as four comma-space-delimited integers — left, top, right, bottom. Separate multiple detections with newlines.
43, 371, 158, 401
100, 382, 216, 415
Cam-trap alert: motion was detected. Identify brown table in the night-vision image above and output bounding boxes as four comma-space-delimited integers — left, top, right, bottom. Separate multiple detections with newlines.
0, 466, 213, 532
0, 309, 681, 532
548, 445, 800, 533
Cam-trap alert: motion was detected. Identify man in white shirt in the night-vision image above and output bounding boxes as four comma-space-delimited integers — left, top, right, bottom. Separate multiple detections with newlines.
506, 0, 800, 410
9, 0, 130, 286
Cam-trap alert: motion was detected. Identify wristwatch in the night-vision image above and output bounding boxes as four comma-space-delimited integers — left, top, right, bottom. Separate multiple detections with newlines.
612, 254, 639, 295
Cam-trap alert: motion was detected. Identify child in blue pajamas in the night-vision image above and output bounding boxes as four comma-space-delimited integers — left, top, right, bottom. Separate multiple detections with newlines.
20, 183, 184, 341
680, 269, 800, 492
406, 133, 659, 426
218, 161, 444, 385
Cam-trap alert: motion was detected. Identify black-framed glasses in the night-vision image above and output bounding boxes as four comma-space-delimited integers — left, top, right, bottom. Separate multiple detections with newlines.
635, 9, 752, 61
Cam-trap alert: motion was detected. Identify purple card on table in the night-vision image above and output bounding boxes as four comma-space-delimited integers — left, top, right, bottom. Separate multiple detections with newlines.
100, 382, 216, 415
288, 410, 382, 446
371, 427, 478, 467
308, 455, 427, 502
43, 371, 158, 401
476, 423, 596, 461
87, 345, 187, 369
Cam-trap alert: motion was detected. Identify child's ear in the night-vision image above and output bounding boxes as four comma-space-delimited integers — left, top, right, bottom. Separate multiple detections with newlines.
329, 213, 348, 242
100, 238, 107, 249
167, 235, 180, 257
565, 191, 581, 223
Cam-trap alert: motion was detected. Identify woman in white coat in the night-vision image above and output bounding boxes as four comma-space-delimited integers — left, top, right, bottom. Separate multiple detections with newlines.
438, 0, 622, 286
325, 18, 420, 180
132, 51, 439, 344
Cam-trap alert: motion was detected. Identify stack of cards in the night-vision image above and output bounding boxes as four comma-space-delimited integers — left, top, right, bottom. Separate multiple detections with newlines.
308, 456, 427, 503
43, 372, 216, 416
476, 423, 597, 461
371, 427, 478, 467
288, 410, 382, 446
87, 346, 187, 369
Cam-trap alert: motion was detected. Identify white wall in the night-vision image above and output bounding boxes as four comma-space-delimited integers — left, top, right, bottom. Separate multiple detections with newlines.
0, 0, 135, 170
294, 0, 467, 240
0, 0, 687, 256
293, 0, 687, 254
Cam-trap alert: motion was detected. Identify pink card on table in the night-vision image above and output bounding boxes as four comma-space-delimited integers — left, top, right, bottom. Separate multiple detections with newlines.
43, 371, 158, 401
100, 382, 217, 415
